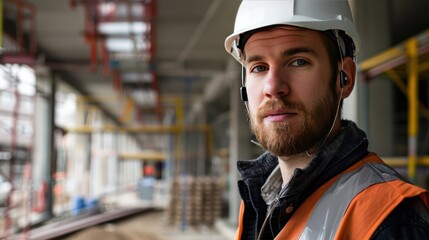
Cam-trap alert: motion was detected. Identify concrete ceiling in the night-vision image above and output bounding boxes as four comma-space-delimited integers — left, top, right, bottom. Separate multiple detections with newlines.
3, 0, 241, 125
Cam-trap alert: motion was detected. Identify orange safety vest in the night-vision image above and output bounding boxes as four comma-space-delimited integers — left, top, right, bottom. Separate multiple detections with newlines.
235, 153, 429, 240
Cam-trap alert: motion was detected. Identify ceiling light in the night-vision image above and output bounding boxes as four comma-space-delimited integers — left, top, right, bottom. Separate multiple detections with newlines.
105, 38, 134, 52
98, 22, 150, 35
98, 2, 116, 17
105, 37, 150, 52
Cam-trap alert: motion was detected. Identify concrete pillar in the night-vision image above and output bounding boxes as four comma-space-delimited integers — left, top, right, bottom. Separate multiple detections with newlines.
228, 60, 252, 227
33, 67, 56, 218
33, 66, 50, 191
45, 71, 57, 218
353, 0, 394, 155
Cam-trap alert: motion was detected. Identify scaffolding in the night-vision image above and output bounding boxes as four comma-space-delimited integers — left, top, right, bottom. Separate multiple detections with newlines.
1, 1, 38, 238
0, 63, 36, 239
360, 28, 429, 182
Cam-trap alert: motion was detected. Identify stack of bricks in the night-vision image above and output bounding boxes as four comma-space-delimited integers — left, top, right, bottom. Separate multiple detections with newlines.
192, 177, 203, 225
167, 176, 223, 228
210, 177, 222, 224
167, 177, 179, 225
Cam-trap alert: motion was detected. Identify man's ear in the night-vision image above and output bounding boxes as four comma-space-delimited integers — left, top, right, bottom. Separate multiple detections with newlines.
339, 56, 356, 99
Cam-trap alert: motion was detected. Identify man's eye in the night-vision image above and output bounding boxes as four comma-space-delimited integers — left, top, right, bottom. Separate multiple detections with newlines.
251, 65, 268, 73
290, 59, 308, 66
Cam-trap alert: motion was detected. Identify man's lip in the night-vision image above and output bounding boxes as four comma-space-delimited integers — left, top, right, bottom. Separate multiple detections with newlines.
263, 111, 297, 121
263, 110, 294, 118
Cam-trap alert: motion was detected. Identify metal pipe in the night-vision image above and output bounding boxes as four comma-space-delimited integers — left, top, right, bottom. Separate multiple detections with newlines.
147, 1, 161, 122
151, 72, 163, 123
16, 0, 23, 51
406, 38, 419, 182
26, 0, 37, 55
82, 0, 99, 72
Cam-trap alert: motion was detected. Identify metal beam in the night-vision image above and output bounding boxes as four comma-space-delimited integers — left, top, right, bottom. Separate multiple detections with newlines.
119, 151, 166, 161
384, 156, 429, 167
360, 28, 429, 79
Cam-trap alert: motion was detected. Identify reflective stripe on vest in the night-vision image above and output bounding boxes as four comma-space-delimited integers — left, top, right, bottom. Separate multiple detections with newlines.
299, 162, 401, 240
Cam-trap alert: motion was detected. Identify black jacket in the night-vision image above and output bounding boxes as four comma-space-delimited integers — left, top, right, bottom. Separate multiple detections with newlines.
237, 120, 429, 239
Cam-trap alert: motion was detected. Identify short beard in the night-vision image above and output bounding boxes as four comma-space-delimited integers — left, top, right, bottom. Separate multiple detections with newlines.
249, 90, 338, 157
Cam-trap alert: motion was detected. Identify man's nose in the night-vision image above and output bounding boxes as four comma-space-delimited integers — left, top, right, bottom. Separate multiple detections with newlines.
263, 68, 290, 98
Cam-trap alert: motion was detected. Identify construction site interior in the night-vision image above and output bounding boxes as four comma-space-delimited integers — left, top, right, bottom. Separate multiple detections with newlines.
1, 0, 429, 239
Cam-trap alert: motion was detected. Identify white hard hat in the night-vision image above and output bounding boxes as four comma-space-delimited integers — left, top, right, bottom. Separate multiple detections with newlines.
225, 0, 361, 63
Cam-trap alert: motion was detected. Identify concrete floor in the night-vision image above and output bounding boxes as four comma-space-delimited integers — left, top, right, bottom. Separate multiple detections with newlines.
65, 210, 230, 240
7, 187, 234, 239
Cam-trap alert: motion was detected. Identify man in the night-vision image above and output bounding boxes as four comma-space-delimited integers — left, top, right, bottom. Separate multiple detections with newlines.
224, 0, 429, 239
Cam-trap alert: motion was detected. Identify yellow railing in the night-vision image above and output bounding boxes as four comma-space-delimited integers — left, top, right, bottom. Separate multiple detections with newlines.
360, 28, 429, 181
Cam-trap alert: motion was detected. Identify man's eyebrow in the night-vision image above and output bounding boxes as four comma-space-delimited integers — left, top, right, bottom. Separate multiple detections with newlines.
283, 47, 317, 57
245, 47, 317, 65
245, 55, 263, 65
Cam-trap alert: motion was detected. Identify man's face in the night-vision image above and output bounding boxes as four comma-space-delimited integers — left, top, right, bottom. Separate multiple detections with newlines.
243, 26, 339, 157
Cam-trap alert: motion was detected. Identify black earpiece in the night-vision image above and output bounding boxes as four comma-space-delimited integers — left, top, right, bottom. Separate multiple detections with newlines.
240, 86, 248, 101
340, 70, 348, 88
